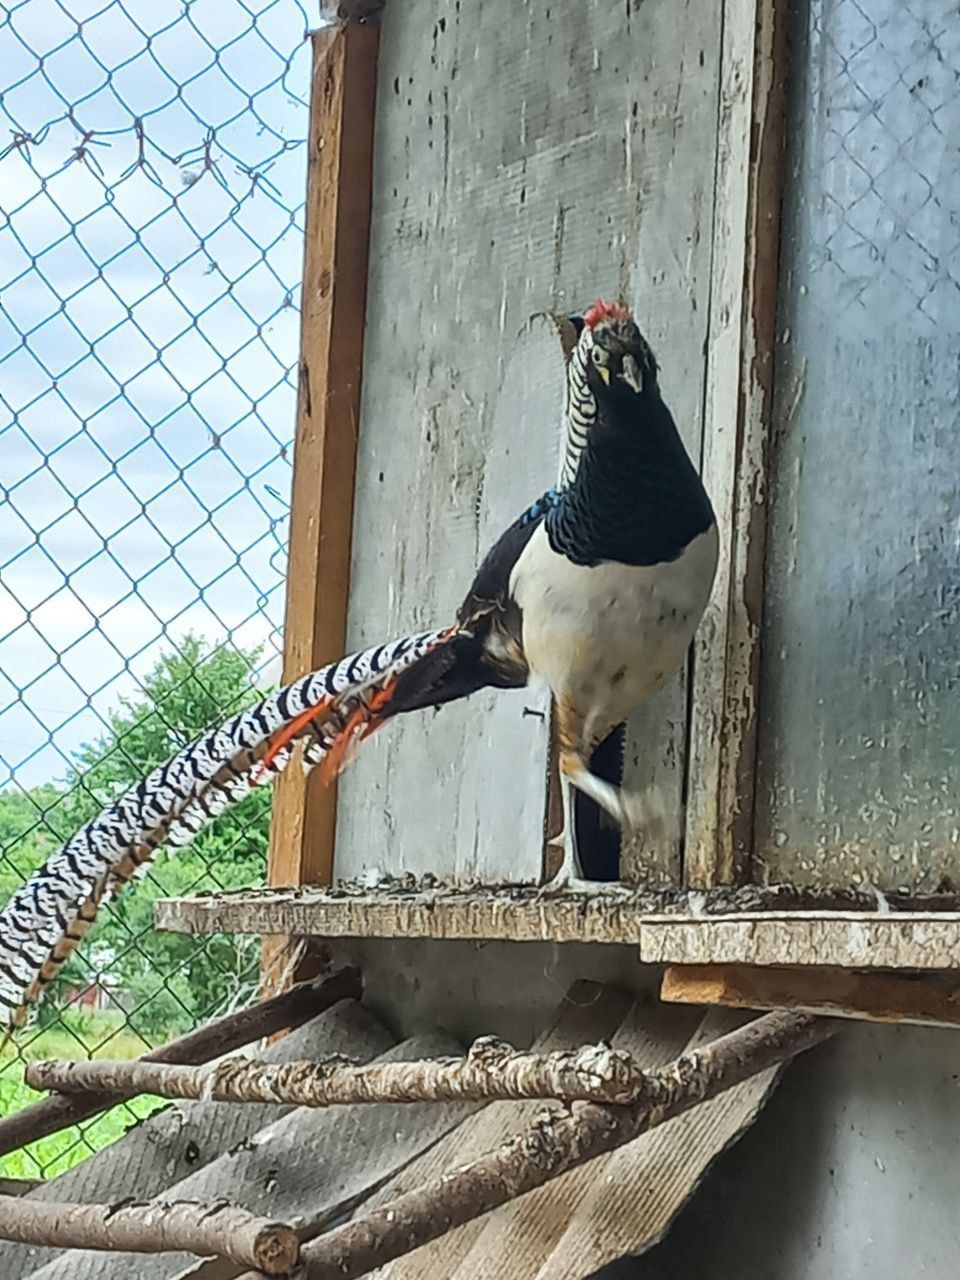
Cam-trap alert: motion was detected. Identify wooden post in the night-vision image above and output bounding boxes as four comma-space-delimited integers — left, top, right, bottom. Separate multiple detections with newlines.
264, 16, 380, 988
684, 0, 789, 886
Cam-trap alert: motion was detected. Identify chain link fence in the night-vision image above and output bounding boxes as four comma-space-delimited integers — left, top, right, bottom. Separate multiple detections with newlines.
0, 0, 313, 1177
796, 0, 957, 327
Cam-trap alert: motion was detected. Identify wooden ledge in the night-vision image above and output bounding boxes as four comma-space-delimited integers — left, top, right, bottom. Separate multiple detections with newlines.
155, 885, 960, 970
661, 963, 960, 1028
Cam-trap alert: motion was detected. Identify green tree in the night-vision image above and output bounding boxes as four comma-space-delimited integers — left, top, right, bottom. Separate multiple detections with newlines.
0, 783, 70, 903
2, 636, 273, 1042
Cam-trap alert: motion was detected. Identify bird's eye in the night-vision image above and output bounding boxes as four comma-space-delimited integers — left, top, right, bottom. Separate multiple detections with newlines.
591, 347, 604, 365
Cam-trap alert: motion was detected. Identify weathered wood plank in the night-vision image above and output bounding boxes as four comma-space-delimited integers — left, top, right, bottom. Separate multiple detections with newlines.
159, 886, 660, 945
685, 0, 788, 888
661, 964, 960, 1028
335, 0, 724, 890
264, 19, 380, 983
644, 916, 960, 971
156, 890, 960, 970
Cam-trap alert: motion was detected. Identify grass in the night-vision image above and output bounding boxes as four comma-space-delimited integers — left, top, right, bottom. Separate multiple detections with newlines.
0, 1010, 168, 1180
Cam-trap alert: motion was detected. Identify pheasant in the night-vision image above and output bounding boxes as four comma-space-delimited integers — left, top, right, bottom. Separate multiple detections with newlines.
0, 299, 717, 1031
327, 301, 719, 888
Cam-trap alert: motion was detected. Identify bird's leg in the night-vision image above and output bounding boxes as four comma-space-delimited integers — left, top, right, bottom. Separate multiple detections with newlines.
540, 698, 597, 894
562, 748, 653, 846
540, 768, 593, 893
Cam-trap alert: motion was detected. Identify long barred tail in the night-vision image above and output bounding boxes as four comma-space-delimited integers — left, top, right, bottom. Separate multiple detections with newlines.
0, 627, 453, 1032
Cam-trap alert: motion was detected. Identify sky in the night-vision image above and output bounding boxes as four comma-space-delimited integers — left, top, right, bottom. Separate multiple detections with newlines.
0, 0, 316, 788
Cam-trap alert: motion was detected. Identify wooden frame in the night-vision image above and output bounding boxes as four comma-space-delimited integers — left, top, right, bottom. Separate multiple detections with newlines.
236, 0, 828, 955
263, 16, 380, 984
684, 0, 788, 888
266, 0, 788, 894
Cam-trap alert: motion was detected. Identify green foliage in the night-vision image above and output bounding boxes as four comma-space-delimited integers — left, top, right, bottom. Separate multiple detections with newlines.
0, 783, 70, 901
0, 1012, 164, 1179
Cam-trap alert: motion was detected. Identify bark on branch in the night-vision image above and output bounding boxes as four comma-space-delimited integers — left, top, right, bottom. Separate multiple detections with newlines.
25, 1031, 765, 1108
275, 1012, 837, 1280
0, 965, 360, 1158
0, 1194, 299, 1273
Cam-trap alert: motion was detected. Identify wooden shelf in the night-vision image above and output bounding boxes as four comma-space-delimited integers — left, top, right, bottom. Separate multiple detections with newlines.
155, 886, 960, 970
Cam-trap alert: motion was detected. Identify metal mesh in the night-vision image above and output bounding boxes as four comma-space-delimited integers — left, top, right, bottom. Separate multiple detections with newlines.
794, 0, 959, 329
0, 0, 311, 1176
756, 0, 960, 890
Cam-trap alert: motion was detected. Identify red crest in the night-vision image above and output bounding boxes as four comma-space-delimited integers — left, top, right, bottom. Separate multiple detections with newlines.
583, 299, 632, 329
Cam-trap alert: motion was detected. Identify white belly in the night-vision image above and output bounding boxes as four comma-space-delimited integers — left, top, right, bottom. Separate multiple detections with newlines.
510, 522, 719, 747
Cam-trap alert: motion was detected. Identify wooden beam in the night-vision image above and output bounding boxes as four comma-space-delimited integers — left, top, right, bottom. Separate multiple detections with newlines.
685, 0, 789, 885
264, 16, 380, 988
157, 889, 960, 970
661, 964, 960, 1028
643, 914, 960, 971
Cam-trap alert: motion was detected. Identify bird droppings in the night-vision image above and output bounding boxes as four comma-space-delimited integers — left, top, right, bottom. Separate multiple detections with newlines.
189, 874, 960, 916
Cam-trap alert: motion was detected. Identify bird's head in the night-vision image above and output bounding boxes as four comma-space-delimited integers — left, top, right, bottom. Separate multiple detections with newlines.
570, 300, 658, 398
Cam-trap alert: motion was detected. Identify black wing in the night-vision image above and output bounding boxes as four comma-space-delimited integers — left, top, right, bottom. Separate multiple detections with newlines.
458, 488, 559, 621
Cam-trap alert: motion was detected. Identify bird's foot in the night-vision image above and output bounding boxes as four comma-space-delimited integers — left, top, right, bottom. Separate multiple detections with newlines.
540, 803, 592, 894
539, 828, 593, 895
538, 864, 595, 895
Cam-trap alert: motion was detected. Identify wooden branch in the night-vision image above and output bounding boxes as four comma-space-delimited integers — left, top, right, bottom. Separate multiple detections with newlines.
263, 16, 380, 993
25, 1035, 735, 1109
281, 1012, 835, 1280
0, 1195, 298, 1272
167, 1182, 393, 1280
0, 965, 360, 1158
661, 964, 960, 1028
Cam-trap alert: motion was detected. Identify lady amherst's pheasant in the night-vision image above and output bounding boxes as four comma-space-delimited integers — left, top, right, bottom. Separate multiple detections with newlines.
0, 300, 717, 1030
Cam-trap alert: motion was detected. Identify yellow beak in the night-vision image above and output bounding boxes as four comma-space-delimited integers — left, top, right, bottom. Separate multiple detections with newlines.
596, 364, 611, 386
